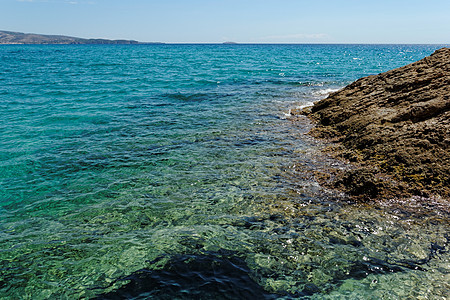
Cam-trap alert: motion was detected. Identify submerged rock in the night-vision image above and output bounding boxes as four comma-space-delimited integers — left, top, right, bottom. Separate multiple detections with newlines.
304, 48, 450, 200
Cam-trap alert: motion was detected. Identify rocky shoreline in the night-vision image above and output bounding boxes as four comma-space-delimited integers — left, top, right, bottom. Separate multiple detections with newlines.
297, 48, 450, 201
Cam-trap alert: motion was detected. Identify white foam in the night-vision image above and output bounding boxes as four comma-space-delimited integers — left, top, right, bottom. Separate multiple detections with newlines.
280, 110, 292, 119
297, 102, 315, 110
312, 88, 340, 97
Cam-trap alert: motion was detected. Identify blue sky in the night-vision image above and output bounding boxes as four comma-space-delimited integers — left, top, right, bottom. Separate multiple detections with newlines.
1, 0, 449, 43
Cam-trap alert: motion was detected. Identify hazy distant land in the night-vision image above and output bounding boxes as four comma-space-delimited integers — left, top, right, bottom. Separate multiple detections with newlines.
0, 30, 164, 45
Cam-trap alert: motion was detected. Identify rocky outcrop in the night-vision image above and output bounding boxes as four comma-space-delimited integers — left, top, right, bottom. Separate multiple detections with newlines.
303, 48, 450, 200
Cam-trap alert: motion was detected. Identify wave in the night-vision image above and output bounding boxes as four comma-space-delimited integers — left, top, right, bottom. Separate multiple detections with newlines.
253, 79, 339, 87
312, 87, 341, 97
296, 101, 316, 110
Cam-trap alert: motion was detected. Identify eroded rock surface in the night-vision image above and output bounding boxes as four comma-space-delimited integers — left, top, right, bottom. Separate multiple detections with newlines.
304, 48, 450, 200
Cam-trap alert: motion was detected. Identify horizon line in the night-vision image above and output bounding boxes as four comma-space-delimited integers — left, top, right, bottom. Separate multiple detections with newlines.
2, 42, 449, 46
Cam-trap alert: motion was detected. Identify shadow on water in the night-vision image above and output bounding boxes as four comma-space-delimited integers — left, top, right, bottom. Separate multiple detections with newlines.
92, 242, 440, 300
94, 253, 289, 299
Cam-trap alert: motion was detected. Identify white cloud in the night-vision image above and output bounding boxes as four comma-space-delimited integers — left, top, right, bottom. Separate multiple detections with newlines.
259, 33, 330, 42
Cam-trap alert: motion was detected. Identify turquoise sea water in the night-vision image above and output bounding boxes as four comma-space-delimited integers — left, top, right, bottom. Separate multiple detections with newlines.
0, 44, 448, 299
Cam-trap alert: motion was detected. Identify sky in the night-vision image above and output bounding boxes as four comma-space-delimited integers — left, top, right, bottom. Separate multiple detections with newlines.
1, 0, 449, 44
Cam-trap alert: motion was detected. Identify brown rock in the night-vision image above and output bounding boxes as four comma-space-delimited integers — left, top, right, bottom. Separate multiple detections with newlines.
306, 48, 450, 200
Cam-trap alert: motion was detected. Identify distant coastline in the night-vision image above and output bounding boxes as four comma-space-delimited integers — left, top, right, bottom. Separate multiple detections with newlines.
1, 32, 448, 45
0, 30, 164, 45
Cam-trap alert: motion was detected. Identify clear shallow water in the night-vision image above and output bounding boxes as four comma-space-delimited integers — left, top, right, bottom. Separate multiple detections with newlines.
0, 44, 448, 299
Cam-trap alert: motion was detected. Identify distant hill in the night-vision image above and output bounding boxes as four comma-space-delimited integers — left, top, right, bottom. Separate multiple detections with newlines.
0, 30, 159, 45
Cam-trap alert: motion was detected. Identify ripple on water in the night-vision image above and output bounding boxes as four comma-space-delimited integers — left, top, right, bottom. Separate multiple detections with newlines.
0, 44, 448, 299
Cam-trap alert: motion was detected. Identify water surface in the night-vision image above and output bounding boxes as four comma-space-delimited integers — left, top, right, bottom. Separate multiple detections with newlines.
0, 44, 448, 299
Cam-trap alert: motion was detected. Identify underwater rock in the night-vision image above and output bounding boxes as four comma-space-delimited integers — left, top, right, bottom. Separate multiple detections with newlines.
304, 48, 450, 200
93, 254, 292, 299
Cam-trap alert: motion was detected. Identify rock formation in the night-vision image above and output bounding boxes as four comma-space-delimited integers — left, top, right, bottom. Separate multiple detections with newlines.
302, 48, 450, 200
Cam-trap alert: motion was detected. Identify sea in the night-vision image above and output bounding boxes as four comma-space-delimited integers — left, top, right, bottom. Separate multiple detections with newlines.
0, 44, 448, 299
